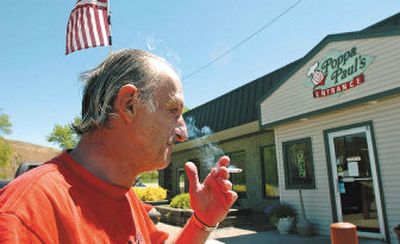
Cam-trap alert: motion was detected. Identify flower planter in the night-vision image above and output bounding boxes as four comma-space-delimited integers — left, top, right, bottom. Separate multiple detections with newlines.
277, 217, 294, 235
144, 200, 169, 206
264, 203, 296, 229
155, 205, 193, 227
394, 226, 400, 242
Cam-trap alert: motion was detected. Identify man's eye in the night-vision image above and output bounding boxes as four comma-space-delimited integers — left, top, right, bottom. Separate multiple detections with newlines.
169, 108, 178, 114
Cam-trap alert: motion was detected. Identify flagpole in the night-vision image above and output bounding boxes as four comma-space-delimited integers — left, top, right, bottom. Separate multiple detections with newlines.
108, 0, 112, 55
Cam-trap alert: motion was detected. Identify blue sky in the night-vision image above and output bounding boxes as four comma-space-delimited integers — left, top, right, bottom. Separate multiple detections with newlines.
1, 1, 399, 149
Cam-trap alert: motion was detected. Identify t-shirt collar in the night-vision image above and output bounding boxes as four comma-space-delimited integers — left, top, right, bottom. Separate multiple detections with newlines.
55, 151, 131, 200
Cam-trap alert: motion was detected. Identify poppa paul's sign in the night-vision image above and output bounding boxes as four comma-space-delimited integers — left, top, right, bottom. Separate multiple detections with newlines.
306, 47, 374, 98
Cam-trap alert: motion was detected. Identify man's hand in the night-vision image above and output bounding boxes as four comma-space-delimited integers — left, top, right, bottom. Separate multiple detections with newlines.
184, 156, 238, 227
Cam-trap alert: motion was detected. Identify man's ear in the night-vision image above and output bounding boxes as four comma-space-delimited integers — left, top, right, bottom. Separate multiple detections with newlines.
115, 84, 139, 122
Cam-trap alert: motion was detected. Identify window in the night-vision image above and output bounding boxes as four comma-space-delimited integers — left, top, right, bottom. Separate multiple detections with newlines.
227, 151, 247, 198
282, 138, 315, 189
177, 168, 187, 194
191, 158, 202, 181
261, 145, 279, 198
176, 158, 199, 194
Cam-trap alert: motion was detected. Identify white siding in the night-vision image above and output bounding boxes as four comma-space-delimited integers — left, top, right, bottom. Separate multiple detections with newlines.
260, 35, 400, 126
275, 95, 400, 243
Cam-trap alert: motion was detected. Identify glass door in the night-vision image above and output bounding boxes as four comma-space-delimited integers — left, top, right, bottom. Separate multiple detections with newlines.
328, 125, 385, 239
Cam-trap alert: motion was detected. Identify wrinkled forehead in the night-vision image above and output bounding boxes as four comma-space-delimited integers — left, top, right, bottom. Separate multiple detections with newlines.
148, 57, 184, 106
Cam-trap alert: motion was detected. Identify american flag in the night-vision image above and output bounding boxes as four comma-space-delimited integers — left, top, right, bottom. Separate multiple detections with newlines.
66, 0, 111, 55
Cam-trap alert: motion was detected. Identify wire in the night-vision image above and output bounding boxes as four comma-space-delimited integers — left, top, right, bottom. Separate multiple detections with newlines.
182, 0, 303, 81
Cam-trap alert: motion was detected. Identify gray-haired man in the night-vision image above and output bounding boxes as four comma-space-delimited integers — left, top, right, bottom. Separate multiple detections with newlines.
0, 49, 237, 243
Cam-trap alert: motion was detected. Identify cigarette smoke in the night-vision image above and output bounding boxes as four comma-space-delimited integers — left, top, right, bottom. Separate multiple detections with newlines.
143, 35, 181, 77
185, 117, 224, 169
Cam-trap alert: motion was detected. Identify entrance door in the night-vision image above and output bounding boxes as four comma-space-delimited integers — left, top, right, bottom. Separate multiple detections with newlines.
328, 125, 385, 239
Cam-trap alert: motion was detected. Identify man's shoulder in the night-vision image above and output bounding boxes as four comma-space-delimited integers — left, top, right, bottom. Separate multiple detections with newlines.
0, 155, 75, 243
0, 159, 66, 213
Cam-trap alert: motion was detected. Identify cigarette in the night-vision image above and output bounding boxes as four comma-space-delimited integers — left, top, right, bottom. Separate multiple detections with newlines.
227, 168, 243, 174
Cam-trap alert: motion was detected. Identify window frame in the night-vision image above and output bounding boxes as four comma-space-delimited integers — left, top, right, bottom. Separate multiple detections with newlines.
176, 168, 187, 194
226, 150, 248, 199
260, 144, 280, 199
282, 137, 316, 189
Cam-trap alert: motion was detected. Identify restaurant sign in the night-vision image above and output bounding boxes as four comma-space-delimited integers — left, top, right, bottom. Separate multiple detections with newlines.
306, 47, 374, 98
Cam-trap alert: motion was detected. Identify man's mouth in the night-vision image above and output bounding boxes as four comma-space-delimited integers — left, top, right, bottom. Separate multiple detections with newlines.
175, 133, 185, 142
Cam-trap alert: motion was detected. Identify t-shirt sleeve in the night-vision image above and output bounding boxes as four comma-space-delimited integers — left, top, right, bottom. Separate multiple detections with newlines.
0, 212, 42, 243
140, 202, 169, 244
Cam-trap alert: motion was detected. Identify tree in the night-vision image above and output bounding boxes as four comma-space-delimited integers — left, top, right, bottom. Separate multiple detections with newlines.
0, 138, 13, 167
0, 110, 13, 176
0, 112, 12, 136
47, 117, 80, 149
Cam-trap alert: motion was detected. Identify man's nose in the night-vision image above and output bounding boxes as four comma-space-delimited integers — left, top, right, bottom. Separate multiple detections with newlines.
175, 116, 188, 142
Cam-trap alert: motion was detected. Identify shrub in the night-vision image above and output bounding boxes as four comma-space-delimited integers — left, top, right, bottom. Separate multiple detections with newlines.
232, 184, 247, 192
170, 193, 191, 209
133, 186, 167, 202
264, 203, 296, 228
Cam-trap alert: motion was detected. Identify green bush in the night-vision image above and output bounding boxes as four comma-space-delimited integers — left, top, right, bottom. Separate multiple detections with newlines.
264, 203, 296, 227
170, 193, 191, 209
133, 186, 167, 202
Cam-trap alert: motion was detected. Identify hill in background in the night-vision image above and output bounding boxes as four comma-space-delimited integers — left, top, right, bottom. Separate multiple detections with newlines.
0, 140, 60, 180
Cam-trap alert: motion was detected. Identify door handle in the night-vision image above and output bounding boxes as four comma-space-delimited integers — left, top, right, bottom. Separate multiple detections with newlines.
353, 177, 372, 181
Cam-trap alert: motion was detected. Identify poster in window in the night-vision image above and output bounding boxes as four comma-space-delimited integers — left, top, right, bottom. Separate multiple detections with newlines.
296, 150, 306, 178
283, 138, 315, 189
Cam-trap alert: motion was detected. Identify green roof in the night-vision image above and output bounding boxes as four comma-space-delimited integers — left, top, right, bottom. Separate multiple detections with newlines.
184, 59, 302, 134
184, 12, 400, 136
363, 12, 400, 31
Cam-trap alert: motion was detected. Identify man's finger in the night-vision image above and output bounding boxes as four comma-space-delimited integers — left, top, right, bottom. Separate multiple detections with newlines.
217, 178, 232, 192
216, 166, 229, 180
226, 190, 238, 205
217, 156, 230, 167
184, 162, 201, 193
204, 173, 235, 209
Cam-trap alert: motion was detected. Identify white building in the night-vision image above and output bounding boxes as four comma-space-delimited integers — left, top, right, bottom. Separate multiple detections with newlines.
259, 15, 400, 243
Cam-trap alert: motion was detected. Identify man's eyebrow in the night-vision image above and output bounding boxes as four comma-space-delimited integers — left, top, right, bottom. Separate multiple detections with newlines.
166, 97, 183, 107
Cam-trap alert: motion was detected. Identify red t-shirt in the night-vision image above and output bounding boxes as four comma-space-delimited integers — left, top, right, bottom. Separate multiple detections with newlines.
0, 152, 168, 243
